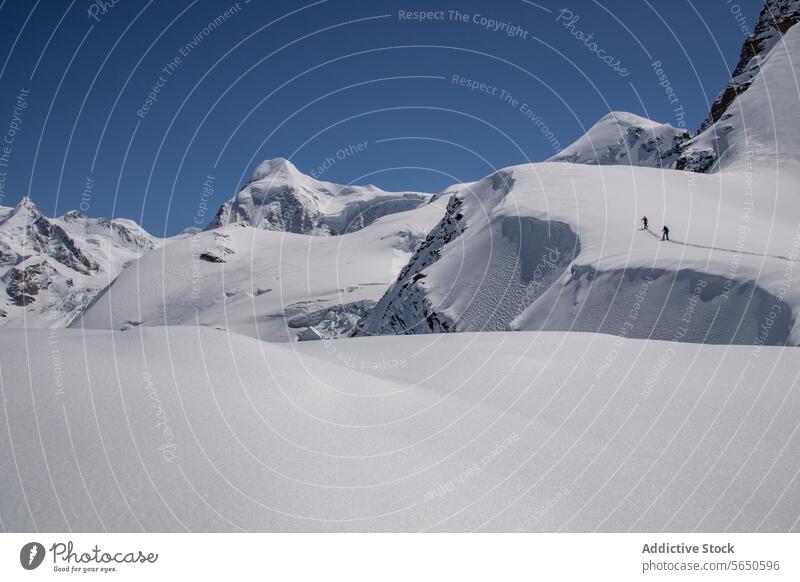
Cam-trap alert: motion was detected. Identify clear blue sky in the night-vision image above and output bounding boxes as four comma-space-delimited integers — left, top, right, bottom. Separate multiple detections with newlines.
0, 0, 762, 235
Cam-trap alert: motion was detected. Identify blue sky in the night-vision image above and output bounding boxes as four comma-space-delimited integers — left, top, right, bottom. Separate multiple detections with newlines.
0, 0, 762, 235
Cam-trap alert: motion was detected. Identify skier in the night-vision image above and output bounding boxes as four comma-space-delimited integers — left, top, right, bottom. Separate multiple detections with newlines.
661, 225, 670, 241
641, 215, 648, 230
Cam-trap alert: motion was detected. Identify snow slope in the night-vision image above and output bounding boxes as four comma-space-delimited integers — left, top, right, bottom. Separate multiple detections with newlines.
678, 5, 800, 172
355, 3, 800, 347
0, 198, 159, 328
205, 157, 431, 235
75, 199, 448, 341
548, 111, 691, 169
357, 162, 800, 345
0, 327, 796, 532
699, 0, 800, 133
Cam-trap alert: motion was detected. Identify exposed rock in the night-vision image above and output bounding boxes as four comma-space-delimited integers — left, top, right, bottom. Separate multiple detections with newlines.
701, 0, 800, 131
3, 261, 57, 306
204, 157, 430, 235
0, 196, 159, 327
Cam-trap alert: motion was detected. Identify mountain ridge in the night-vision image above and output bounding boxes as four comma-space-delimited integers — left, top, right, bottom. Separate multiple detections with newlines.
0, 196, 160, 327
204, 156, 431, 235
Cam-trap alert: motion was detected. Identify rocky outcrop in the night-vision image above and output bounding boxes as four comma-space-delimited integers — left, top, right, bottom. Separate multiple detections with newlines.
0, 197, 159, 327
353, 193, 466, 336
2, 261, 59, 306
700, 0, 800, 131
677, 0, 800, 172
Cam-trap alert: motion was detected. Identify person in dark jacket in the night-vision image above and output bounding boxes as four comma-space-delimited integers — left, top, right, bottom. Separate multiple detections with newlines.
641, 216, 648, 230
661, 225, 670, 241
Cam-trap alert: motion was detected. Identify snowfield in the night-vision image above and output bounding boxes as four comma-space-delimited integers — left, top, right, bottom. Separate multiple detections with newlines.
0, 327, 797, 532
357, 21, 800, 345
1, 0, 799, 535
75, 199, 447, 341
357, 162, 800, 345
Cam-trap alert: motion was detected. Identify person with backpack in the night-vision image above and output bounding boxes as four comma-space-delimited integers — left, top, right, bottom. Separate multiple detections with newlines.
641, 216, 648, 230
661, 225, 670, 241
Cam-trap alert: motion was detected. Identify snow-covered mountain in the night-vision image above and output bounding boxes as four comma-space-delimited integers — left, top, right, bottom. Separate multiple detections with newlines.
355, 160, 800, 345
205, 157, 431, 234
548, 111, 691, 168
75, 198, 447, 341
355, 1, 800, 345
0, 197, 159, 327
677, 0, 800, 171
66, 1, 800, 346
2, 0, 799, 536
701, 0, 800, 132
549, 2, 800, 174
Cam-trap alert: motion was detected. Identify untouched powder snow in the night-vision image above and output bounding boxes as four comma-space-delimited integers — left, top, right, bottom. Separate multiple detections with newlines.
75, 199, 448, 341
205, 157, 431, 235
0, 327, 796, 532
548, 111, 691, 169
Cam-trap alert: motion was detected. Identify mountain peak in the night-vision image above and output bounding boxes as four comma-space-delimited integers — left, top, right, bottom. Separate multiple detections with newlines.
249, 157, 303, 183
205, 156, 431, 234
16, 195, 38, 210
678, 1, 800, 172
700, 0, 800, 131
0, 196, 41, 225
548, 111, 690, 168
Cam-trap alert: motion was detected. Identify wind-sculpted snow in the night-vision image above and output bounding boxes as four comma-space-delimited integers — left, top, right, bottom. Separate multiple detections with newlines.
358, 162, 800, 346
1, 327, 798, 531
205, 157, 430, 235
515, 266, 793, 346
355, 183, 581, 336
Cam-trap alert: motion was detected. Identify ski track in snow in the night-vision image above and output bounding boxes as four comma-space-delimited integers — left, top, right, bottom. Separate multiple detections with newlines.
641, 227, 800, 262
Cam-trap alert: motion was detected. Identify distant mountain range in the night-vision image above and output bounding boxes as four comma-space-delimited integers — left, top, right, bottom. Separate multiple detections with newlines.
4, 0, 800, 346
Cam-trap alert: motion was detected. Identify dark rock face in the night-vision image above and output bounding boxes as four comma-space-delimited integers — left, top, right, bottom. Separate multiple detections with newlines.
103, 219, 156, 251
33, 217, 99, 275
0, 196, 158, 326
199, 252, 226, 263
674, 148, 717, 173
0, 241, 17, 267
3, 262, 57, 306
701, 0, 800, 131
675, 0, 800, 172
204, 185, 325, 233
253, 186, 325, 234
352, 193, 466, 337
